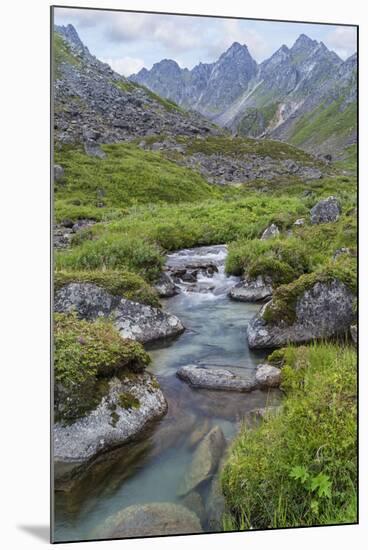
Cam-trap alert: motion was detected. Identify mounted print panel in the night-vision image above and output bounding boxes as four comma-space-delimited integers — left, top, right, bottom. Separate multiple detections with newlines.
51, 5, 358, 543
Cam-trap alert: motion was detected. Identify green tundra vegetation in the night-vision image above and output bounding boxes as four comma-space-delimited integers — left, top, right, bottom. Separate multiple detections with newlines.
54, 313, 150, 423
54, 133, 357, 528
222, 343, 357, 529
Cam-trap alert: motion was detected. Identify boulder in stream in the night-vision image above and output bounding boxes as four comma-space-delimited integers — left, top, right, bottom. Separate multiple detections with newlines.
154, 271, 178, 298
177, 364, 258, 392
177, 426, 226, 496
93, 502, 202, 538
229, 275, 273, 302
54, 282, 184, 343
255, 364, 282, 388
53, 372, 167, 465
247, 279, 355, 349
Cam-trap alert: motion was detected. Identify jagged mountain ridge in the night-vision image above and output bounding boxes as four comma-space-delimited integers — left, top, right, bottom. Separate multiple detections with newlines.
131, 34, 357, 156
53, 24, 222, 145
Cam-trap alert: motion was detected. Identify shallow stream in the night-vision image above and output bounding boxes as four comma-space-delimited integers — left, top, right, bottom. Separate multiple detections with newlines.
54, 245, 280, 541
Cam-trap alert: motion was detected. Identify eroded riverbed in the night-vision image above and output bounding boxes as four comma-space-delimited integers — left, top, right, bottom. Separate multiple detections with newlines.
54, 245, 281, 541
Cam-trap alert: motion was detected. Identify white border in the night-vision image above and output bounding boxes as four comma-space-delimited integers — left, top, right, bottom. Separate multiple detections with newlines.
2, 0, 366, 548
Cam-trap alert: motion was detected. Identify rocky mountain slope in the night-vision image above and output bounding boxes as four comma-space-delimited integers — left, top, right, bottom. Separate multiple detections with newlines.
53, 24, 222, 146
131, 34, 357, 157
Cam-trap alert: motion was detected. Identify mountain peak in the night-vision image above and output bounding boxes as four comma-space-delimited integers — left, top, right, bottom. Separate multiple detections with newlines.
55, 23, 85, 51
292, 33, 317, 50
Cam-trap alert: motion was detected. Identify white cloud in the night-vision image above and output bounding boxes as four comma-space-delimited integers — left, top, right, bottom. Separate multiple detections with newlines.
325, 27, 357, 59
207, 20, 268, 61
101, 56, 145, 76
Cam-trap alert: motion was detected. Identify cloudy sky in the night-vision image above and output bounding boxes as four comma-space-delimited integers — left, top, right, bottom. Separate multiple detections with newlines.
54, 7, 357, 76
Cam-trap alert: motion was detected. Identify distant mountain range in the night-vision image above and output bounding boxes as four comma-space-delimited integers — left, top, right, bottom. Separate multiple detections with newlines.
130, 34, 357, 156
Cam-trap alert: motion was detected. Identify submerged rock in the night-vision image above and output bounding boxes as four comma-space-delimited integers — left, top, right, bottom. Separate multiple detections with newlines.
247, 279, 355, 349
229, 275, 272, 302
310, 196, 341, 224
54, 283, 184, 343
206, 474, 226, 532
261, 223, 280, 240
54, 372, 167, 465
249, 405, 283, 421
154, 271, 178, 298
177, 364, 257, 392
180, 491, 206, 526
177, 426, 226, 496
255, 364, 282, 388
93, 502, 202, 538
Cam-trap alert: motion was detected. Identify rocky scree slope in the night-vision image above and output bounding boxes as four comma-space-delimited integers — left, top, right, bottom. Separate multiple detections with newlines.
53, 24, 222, 146
131, 35, 357, 157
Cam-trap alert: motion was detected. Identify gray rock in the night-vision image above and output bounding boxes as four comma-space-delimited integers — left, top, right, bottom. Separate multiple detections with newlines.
54, 283, 120, 320
53, 372, 167, 464
255, 364, 282, 388
154, 272, 178, 298
333, 247, 353, 260
261, 223, 280, 240
54, 164, 64, 181
84, 141, 107, 159
93, 502, 202, 538
310, 196, 341, 224
247, 279, 355, 348
54, 283, 184, 343
180, 491, 206, 526
113, 298, 184, 343
177, 426, 226, 496
229, 276, 272, 302
177, 364, 257, 392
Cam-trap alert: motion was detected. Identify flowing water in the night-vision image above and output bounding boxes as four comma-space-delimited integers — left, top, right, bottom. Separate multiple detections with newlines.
54, 245, 281, 541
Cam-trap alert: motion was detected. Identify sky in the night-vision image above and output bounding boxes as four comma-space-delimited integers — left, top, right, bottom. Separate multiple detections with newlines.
54, 7, 357, 76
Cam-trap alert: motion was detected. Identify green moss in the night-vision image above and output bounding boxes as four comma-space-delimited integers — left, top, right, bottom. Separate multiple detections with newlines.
54, 313, 150, 423
222, 343, 357, 529
54, 269, 160, 307
117, 392, 140, 410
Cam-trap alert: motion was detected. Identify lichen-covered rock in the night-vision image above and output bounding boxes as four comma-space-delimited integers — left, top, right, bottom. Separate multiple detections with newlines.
154, 271, 178, 298
54, 283, 184, 343
261, 223, 280, 240
54, 283, 120, 320
177, 426, 226, 496
113, 298, 184, 343
229, 275, 272, 302
177, 364, 257, 392
310, 196, 341, 224
247, 279, 354, 348
255, 364, 282, 388
92, 502, 202, 539
54, 372, 167, 465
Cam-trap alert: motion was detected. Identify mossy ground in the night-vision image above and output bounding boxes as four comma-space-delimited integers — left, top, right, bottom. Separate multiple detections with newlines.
222, 343, 357, 530
54, 313, 150, 423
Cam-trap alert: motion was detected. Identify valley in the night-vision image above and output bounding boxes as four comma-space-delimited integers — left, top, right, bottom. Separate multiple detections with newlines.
52, 23, 357, 541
